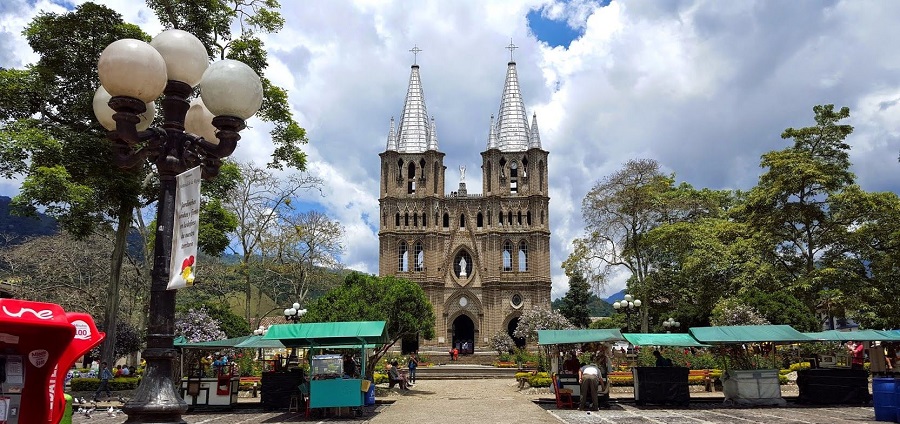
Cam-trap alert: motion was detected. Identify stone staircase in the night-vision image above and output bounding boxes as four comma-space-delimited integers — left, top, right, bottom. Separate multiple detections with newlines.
412, 351, 520, 380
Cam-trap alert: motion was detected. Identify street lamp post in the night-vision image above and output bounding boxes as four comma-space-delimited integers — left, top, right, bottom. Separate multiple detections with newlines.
662, 317, 681, 333
283, 303, 306, 365
612, 294, 642, 333
94, 30, 262, 423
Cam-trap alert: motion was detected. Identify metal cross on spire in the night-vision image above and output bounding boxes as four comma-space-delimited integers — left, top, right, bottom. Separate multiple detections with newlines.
505, 39, 518, 62
410, 45, 423, 65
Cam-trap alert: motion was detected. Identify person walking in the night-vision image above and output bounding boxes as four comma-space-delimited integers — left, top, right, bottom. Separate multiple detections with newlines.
578, 362, 600, 410
93, 362, 113, 401
407, 353, 419, 384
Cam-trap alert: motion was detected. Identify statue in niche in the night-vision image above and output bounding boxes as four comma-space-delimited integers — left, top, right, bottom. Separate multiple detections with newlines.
459, 256, 468, 277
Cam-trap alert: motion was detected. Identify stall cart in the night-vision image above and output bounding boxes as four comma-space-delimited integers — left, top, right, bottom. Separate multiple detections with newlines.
623, 333, 711, 406
536, 329, 625, 404
175, 335, 258, 410
264, 321, 387, 415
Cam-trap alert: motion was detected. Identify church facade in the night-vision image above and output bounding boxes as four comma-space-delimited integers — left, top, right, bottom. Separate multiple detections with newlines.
378, 56, 551, 352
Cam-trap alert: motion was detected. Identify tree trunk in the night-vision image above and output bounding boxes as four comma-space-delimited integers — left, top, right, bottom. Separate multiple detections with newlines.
100, 202, 133, 366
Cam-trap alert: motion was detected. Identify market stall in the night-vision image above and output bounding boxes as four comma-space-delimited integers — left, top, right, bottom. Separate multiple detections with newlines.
263, 321, 387, 414
622, 333, 710, 406
537, 329, 625, 401
690, 324, 815, 406
175, 335, 255, 409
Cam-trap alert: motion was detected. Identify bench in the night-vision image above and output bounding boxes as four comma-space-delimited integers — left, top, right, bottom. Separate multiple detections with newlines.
688, 369, 712, 391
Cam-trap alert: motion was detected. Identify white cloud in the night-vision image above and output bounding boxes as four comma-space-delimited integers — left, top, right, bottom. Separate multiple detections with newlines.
3, 0, 900, 301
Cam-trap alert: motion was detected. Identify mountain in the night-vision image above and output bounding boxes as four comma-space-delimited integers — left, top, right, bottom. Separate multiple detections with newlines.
605, 289, 626, 304
551, 294, 615, 318
0, 196, 57, 246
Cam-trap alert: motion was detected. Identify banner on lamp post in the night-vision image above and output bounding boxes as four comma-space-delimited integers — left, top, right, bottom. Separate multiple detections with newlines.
167, 166, 202, 290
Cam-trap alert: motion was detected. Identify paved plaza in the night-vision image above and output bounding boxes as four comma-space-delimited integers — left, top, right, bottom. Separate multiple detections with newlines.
69, 378, 884, 424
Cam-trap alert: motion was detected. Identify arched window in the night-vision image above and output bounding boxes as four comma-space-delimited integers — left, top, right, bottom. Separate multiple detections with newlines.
526, 211, 532, 226
404, 212, 409, 226
510, 161, 518, 194
398, 241, 408, 272
422, 213, 427, 227
541, 210, 545, 224
487, 210, 492, 225
507, 211, 513, 225
413, 213, 418, 227
433, 163, 439, 193
518, 241, 528, 272
538, 160, 544, 191
498, 211, 504, 225
407, 162, 416, 194
395, 213, 400, 227
414, 241, 424, 272
459, 214, 466, 228
517, 211, 522, 225
486, 161, 492, 192
383, 163, 388, 192
502, 240, 512, 272
476, 212, 483, 228
443, 213, 450, 228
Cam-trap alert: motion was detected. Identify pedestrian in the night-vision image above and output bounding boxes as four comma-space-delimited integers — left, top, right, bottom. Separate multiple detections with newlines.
407, 353, 419, 384
578, 362, 601, 410
452, 347, 459, 361
653, 350, 673, 367
848, 341, 865, 370
93, 361, 113, 401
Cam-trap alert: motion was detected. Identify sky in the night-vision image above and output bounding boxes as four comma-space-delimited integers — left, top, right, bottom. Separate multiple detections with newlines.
3, 0, 900, 300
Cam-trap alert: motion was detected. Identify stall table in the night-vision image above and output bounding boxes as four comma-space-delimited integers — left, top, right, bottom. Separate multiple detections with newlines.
633, 367, 690, 406
796, 368, 870, 405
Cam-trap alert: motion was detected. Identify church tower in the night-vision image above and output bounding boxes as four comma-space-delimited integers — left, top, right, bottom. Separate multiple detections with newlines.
379, 49, 550, 353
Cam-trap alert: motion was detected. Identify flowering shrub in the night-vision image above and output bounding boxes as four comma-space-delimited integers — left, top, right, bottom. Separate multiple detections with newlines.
710, 299, 770, 326
489, 330, 515, 355
512, 307, 574, 341
175, 307, 226, 343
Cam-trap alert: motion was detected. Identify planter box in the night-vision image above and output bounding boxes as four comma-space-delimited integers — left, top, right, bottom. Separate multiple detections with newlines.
722, 369, 785, 406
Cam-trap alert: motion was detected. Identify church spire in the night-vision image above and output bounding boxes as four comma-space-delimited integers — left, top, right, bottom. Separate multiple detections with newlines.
427, 116, 439, 150
486, 114, 498, 150
529, 112, 542, 149
386, 116, 397, 151
494, 58, 530, 152
395, 63, 432, 153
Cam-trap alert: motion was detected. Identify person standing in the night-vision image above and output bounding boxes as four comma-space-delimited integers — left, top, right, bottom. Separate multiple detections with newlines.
563, 351, 581, 375
848, 341, 865, 370
653, 350, 673, 367
407, 353, 419, 384
578, 362, 600, 410
93, 362, 113, 401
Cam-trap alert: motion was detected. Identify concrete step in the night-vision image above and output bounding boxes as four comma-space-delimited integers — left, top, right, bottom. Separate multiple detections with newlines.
414, 365, 519, 380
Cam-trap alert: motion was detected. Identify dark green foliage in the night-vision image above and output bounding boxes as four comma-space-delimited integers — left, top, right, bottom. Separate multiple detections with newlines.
90, 320, 143, 359
70, 377, 140, 391
0, 196, 57, 246
177, 301, 248, 339
558, 272, 592, 328
735, 288, 819, 331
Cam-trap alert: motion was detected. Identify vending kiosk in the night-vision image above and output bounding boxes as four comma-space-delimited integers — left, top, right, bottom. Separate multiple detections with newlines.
0, 299, 104, 424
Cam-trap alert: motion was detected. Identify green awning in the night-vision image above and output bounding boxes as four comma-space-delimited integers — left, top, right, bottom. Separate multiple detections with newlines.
689, 325, 815, 344
175, 335, 256, 349
537, 329, 625, 345
802, 329, 900, 342
623, 333, 710, 347
233, 335, 285, 349
263, 321, 388, 348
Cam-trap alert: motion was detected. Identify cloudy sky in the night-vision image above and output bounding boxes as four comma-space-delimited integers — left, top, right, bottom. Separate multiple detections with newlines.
3, 0, 900, 299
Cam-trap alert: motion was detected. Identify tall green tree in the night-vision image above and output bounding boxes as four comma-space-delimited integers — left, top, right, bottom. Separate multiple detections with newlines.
558, 271, 592, 328
739, 104, 855, 314
302, 272, 435, 379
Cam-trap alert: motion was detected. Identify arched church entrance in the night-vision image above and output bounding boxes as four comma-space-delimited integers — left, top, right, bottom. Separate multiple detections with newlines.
507, 316, 526, 348
452, 315, 475, 354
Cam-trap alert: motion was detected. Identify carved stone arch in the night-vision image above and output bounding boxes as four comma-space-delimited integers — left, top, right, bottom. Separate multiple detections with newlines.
447, 245, 478, 285
445, 289, 483, 320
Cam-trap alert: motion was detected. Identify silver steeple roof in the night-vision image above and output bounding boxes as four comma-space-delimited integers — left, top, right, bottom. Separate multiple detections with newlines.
486, 114, 498, 150
494, 61, 530, 152
427, 116, 439, 151
394, 64, 432, 153
386, 117, 397, 151
529, 112, 542, 149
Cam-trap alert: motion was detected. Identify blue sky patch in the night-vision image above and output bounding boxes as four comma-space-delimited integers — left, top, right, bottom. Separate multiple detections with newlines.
526, 4, 585, 49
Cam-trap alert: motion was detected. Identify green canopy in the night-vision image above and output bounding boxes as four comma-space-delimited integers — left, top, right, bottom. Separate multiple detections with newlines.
623, 333, 710, 347
175, 335, 256, 349
537, 329, 625, 345
263, 321, 388, 348
689, 325, 815, 344
804, 329, 900, 342
233, 335, 285, 349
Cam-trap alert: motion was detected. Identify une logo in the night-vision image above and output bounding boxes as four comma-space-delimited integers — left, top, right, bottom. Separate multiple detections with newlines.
72, 320, 92, 340
2, 305, 54, 320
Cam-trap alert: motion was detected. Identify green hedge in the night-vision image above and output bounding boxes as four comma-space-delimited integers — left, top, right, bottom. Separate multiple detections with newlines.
70, 377, 140, 392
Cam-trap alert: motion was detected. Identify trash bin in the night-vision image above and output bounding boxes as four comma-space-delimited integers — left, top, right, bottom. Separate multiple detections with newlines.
365, 379, 376, 406
61, 393, 74, 424
872, 377, 896, 422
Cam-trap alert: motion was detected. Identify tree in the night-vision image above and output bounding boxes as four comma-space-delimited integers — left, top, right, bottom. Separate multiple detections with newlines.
301, 272, 435, 378
558, 272, 591, 328
175, 307, 226, 343
566, 159, 722, 331
223, 161, 321, 327
512, 307, 574, 342
709, 298, 770, 326
90, 320, 144, 361
740, 105, 854, 313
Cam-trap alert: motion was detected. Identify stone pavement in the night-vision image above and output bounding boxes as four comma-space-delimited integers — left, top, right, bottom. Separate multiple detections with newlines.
65, 378, 885, 423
